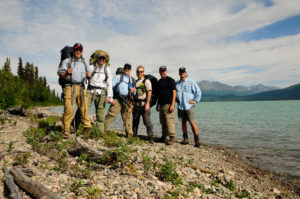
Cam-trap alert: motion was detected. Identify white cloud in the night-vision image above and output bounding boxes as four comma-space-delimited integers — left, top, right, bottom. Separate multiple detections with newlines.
0, 0, 24, 30
0, 0, 300, 91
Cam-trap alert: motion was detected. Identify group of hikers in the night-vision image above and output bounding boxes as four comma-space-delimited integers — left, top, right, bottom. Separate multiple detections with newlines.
57, 43, 202, 148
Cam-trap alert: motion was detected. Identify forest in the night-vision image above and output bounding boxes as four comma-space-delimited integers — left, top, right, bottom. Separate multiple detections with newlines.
0, 57, 62, 109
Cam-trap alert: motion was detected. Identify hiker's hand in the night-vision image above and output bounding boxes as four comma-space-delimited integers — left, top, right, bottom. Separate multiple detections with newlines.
110, 100, 115, 105
189, 100, 195, 104
130, 88, 136, 93
86, 72, 91, 79
145, 103, 150, 111
67, 68, 73, 75
105, 97, 110, 103
169, 104, 174, 112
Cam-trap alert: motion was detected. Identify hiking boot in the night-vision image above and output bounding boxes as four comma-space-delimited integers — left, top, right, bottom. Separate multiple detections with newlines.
84, 127, 91, 135
62, 132, 70, 139
127, 133, 132, 138
181, 134, 189, 145
157, 136, 167, 143
194, 134, 201, 148
166, 136, 175, 145
70, 129, 75, 134
148, 136, 154, 144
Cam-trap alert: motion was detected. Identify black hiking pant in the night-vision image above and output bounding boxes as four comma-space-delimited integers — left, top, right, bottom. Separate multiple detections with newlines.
132, 105, 153, 137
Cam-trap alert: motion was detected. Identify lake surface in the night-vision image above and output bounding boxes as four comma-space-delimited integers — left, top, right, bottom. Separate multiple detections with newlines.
50, 100, 300, 179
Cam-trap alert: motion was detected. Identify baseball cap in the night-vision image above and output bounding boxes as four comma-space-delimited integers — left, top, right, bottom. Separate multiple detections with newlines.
73, 43, 83, 51
179, 67, 186, 73
159, 66, 167, 72
124, 63, 131, 70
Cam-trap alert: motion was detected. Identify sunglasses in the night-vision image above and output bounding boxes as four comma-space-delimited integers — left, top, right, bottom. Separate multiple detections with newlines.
98, 56, 106, 60
73, 49, 82, 52
137, 71, 144, 73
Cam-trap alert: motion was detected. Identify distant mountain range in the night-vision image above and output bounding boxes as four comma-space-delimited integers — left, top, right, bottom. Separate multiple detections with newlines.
200, 82, 300, 102
198, 80, 280, 97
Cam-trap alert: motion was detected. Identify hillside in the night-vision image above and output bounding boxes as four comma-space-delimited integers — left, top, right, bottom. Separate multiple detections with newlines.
202, 83, 300, 101
198, 80, 279, 97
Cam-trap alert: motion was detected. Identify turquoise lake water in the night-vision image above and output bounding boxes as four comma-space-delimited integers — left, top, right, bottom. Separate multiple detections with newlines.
50, 100, 300, 179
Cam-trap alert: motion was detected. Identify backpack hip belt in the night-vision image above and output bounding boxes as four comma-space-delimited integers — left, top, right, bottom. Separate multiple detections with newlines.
88, 85, 106, 90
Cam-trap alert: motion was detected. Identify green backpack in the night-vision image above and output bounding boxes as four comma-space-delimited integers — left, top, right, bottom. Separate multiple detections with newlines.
89, 50, 110, 66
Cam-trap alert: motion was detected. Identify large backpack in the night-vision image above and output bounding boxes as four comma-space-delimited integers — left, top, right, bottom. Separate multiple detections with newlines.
58, 45, 88, 87
113, 74, 135, 98
89, 50, 110, 66
144, 74, 158, 107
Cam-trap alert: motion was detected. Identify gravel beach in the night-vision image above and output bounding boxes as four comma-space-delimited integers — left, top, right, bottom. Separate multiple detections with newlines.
0, 107, 299, 199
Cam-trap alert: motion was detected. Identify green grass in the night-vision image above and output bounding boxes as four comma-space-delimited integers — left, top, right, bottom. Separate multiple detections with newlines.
103, 131, 123, 147
157, 158, 182, 185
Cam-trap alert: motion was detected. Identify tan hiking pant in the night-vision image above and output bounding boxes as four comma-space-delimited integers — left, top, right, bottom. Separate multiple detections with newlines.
104, 98, 133, 135
159, 104, 175, 137
62, 85, 91, 134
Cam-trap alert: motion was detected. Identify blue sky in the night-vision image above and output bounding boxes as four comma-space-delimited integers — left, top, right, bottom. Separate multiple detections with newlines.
0, 0, 300, 93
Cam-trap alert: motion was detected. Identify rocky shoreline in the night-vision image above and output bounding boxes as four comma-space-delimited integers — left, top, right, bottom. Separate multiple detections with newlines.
0, 107, 299, 198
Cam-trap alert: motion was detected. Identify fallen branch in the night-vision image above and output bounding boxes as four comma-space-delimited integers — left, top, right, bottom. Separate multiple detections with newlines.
0, 150, 29, 159
187, 164, 218, 175
0, 129, 24, 133
2, 167, 23, 199
67, 137, 112, 162
10, 167, 62, 199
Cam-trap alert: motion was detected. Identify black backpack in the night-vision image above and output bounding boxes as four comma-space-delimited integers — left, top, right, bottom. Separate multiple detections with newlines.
144, 74, 158, 107
115, 67, 123, 75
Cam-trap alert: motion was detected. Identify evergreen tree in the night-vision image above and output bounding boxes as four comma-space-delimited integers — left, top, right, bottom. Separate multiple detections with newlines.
0, 57, 62, 109
3, 58, 11, 73
35, 66, 39, 81
17, 57, 24, 79
30, 63, 35, 83
24, 62, 31, 81
43, 76, 47, 86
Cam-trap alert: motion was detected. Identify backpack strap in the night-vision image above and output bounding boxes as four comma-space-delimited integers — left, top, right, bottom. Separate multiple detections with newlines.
91, 63, 108, 83
104, 65, 108, 82
81, 57, 88, 72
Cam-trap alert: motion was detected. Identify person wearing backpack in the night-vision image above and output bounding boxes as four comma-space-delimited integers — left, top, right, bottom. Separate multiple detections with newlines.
87, 52, 113, 133
176, 67, 201, 148
57, 43, 92, 138
156, 66, 176, 145
104, 63, 136, 137
132, 65, 154, 143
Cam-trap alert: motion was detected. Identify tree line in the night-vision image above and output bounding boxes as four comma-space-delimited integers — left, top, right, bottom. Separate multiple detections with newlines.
0, 57, 62, 109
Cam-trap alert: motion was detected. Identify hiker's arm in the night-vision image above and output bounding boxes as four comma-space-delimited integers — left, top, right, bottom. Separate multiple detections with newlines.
190, 80, 201, 104
145, 90, 152, 111
57, 59, 71, 78
86, 65, 93, 79
145, 79, 152, 111
169, 90, 176, 112
106, 68, 113, 103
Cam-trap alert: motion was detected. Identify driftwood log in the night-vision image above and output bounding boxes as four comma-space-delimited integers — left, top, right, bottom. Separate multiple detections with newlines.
187, 164, 218, 175
2, 167, 23, 199
7, 106, 26, 116
67, 138, 112, 162
10, 167, 62, 199
0, 150, 29, 159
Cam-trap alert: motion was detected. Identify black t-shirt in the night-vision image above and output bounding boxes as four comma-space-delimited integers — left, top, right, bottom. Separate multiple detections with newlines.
157, 76, 176, 105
